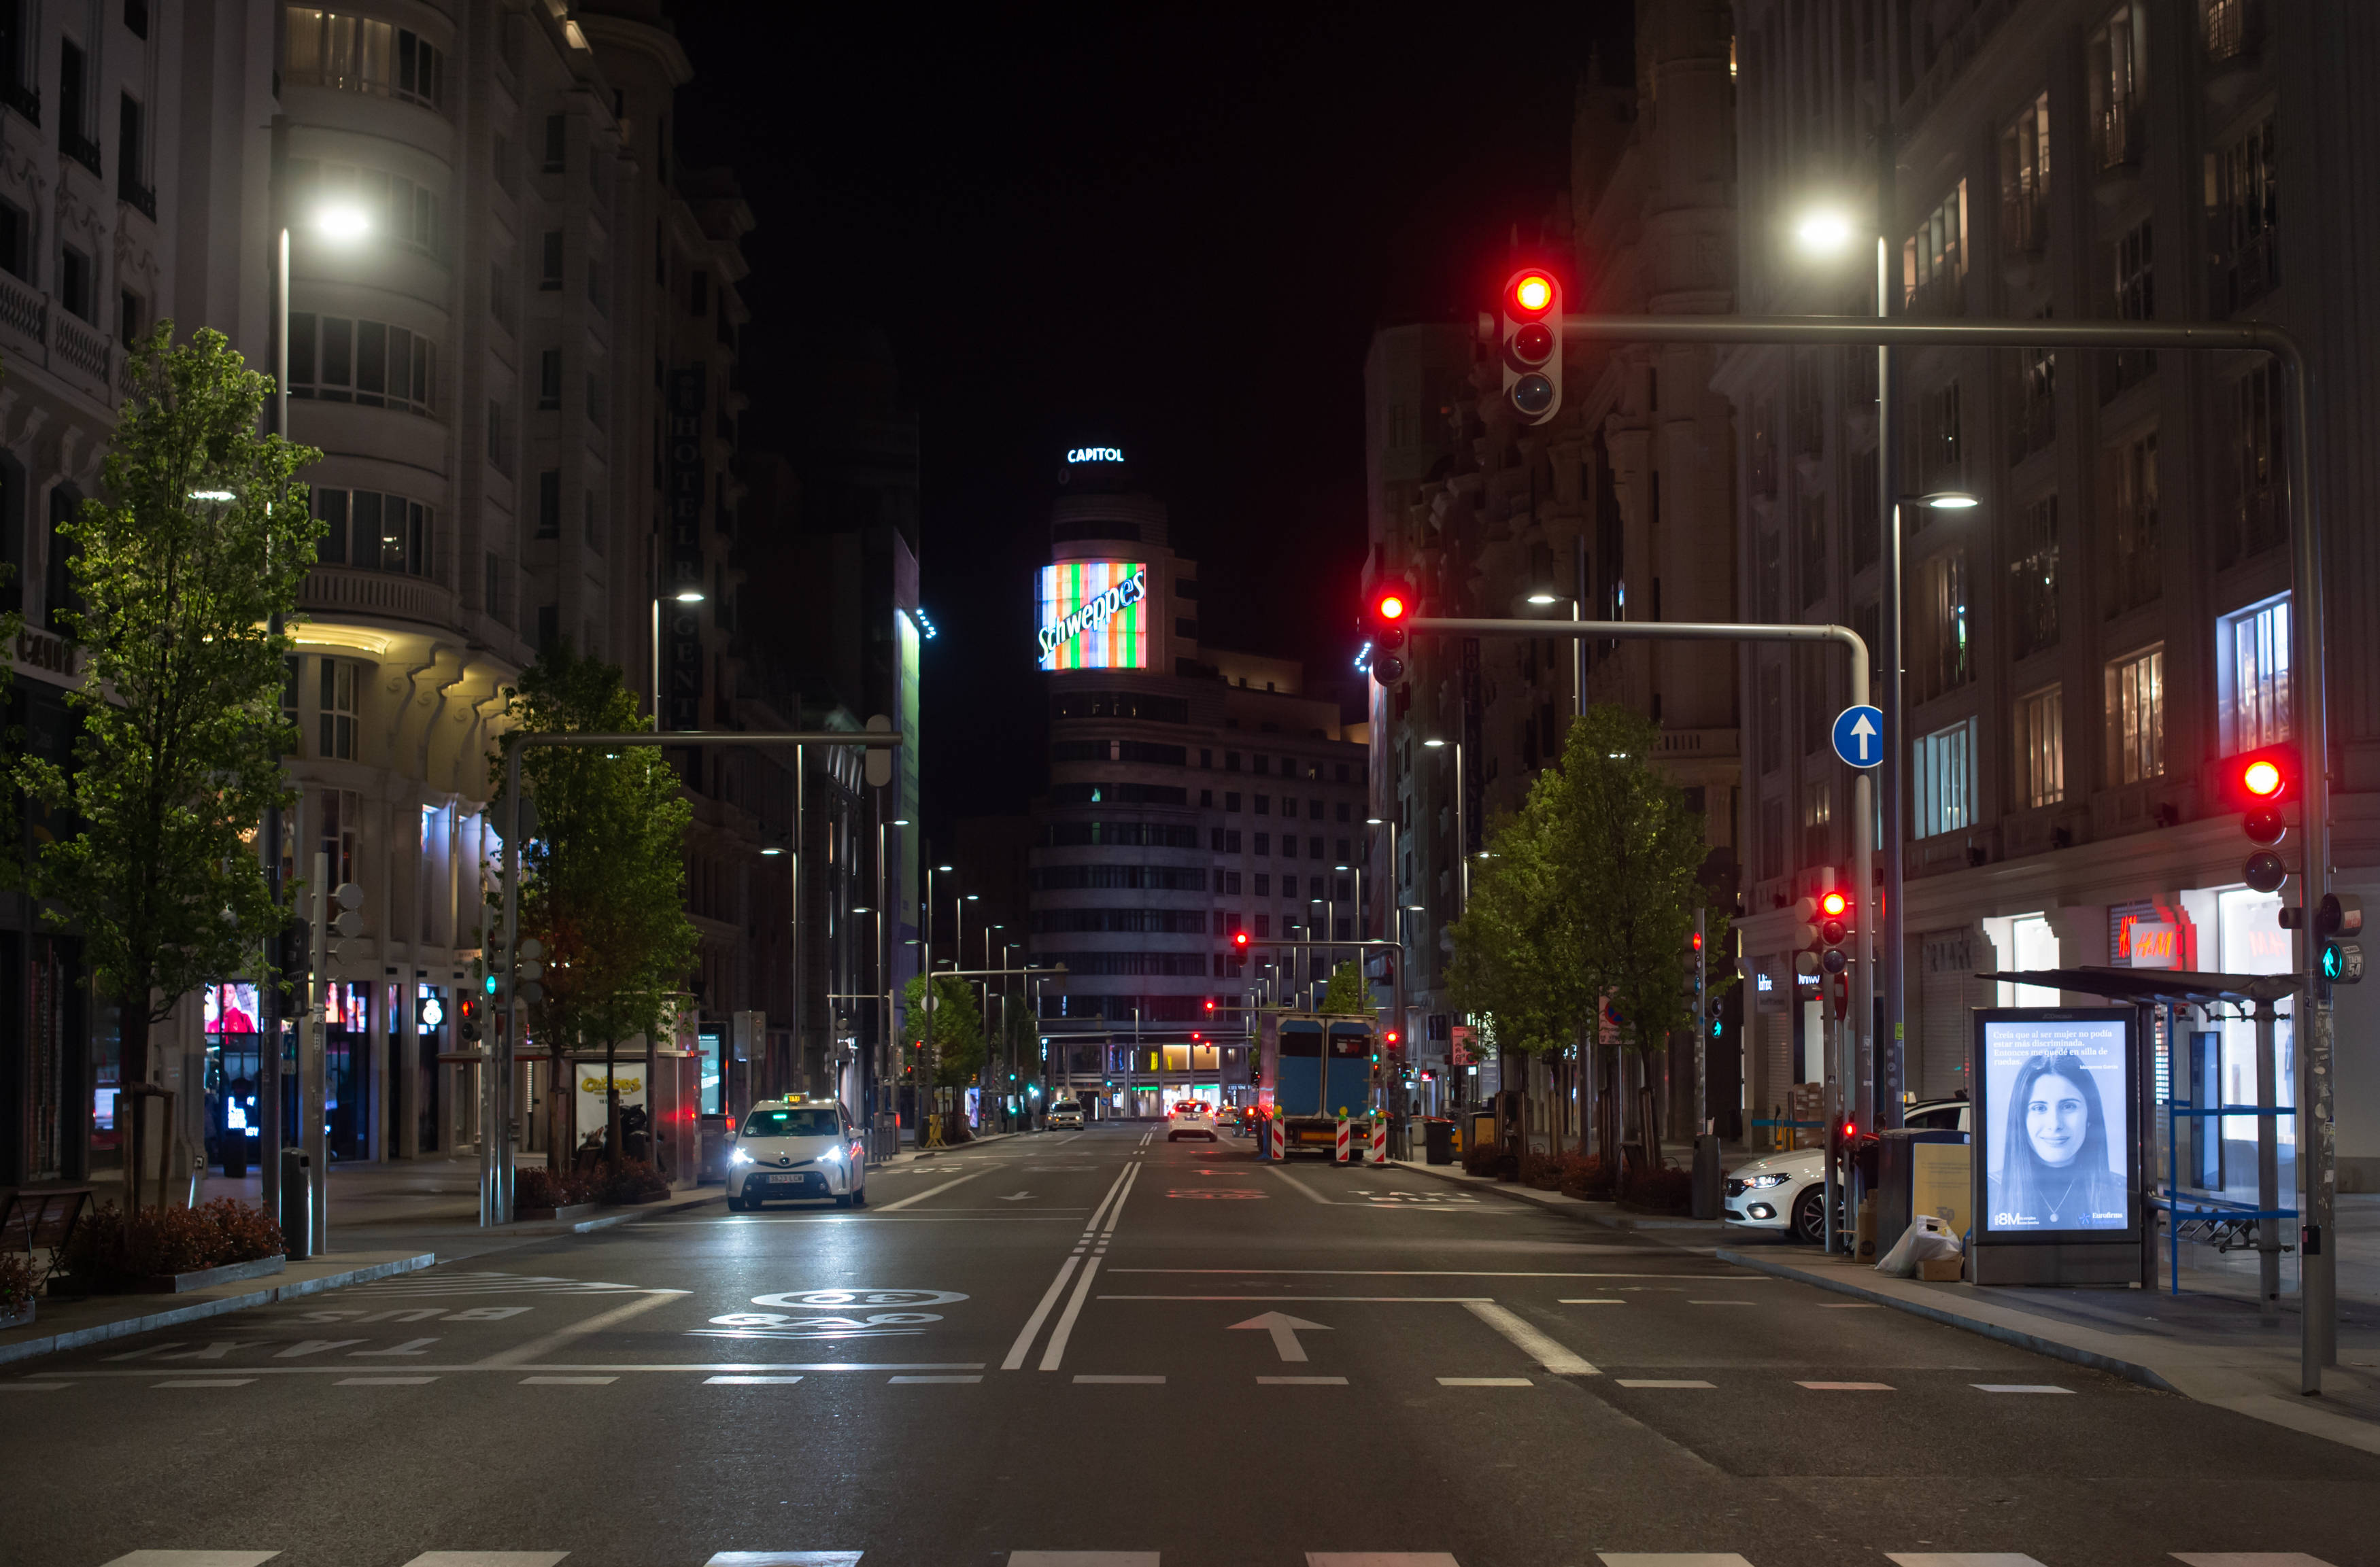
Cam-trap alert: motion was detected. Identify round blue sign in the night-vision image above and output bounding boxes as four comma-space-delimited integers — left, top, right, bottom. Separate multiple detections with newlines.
1831, 705, 1885, 769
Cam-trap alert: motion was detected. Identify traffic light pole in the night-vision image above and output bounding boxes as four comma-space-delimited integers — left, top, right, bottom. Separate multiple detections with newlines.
1399, 614, 1871, 1254
493, 729, 902, 1228
1547, 314, 2332, 1343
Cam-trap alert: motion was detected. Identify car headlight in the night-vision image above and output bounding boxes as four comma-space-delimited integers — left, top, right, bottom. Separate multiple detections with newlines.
1739, 1172, 1788, 1188
730, 1148, 753, 1165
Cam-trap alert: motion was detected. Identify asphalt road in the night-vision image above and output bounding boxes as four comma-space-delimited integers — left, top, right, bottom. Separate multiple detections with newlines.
9, 1124, 2378, 1566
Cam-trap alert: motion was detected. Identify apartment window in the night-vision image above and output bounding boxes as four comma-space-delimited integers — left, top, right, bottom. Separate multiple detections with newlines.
1757, 662, 1782, 774
538, 347, 561, 410
1914, 719, 1977, 840
2105, 432, 2159, 617
1801, 780, 1833, 866
1758, 794, 1786, 881
117, 93, 152, 216
1912, 550, 1971, 702
312, 488, 432, 578
541, 232, 562, 289
1909, 381, 1961, 492
2224, 362, 2288, 564
2009, 496, 2059, 659
2009, 343, 2055, 462
58, 39, 95, 171
1798, 494, 1827, 608
1253, 832, 1270, 857
0, 0, 30, 122
2107, 645, 2166, 785
123, 0, 149, 39
690, 269, 709, 316
1900, 180, 1967, 314
1999, 91, 2050, 256
283, 10, 443, 110
117, 288, 143, 344
483, 551, 507, 625
0, 195, 25, 278
486, 400, 511, 476
318, 657, 359, 760
542, 114, 565, 173
2018, 686, 2064, 809
536, 469, 560, 538
2208, 117, 2279, 313
1255, 914, 1270, 938
2088, 5, 2141, 170
2107, 219, 2156, 394
536, 604, 558, 652
286, 313, 438, 416
2220, 594, 2291, 755
58, 246, 92, 321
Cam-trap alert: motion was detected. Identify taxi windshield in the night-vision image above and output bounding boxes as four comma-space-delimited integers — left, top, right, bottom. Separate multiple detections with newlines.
741, 1107, 839, 1138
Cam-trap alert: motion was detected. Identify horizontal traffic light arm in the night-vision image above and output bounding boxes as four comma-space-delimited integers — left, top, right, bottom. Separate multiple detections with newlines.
1238, 937, 1401, 950
1404, 617, 1867, 695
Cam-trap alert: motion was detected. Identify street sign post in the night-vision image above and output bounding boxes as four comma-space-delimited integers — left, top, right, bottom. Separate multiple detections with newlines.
1831, 705, 1884, 769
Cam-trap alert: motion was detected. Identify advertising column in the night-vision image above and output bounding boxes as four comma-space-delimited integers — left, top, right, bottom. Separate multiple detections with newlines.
1969, 1008, 2142, 1285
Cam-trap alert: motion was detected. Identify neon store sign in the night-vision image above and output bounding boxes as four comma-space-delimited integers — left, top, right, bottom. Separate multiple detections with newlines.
1067, 446, 1124, 464
1036, 561, 1149, 670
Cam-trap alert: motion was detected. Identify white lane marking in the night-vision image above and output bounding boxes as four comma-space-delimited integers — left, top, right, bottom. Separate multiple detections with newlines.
1102, 1295, 1489, 1303
1599, 1557, 1758, 1566
400, 1556, 570, 1567
1263, 1165, 1335, 1205
520, 1375, 617, 1385
101, 1555, 282, 1566
1, 1381, 68, 1391
1037, 1257, 1102, 1371
1008, 1554, 1159, 1566
1617, 1379, 1718, 1389
887, 1374, 980, 1384
480, 1288, 689, 1368
1108, 1266, 1654, 1274
1686, 1301, 1758, 1306
1436, 1377, 1533, 1387
705, 1554, 864, 1566
1462, 1301, 1599, 1376
1256, 1375, 1347, 1385
151, 1379, 255, 1389
1080, 1163, 1136, 1235
2169, 1557, 2343, 1566
872, 1167, 992, 1212
45, 1360, 986, 1378
350, 1338, 441, 1357
1000, 1255, 1082, 1372
1973, 1383, 2074, 1394
1820, 1303, 1883, 1309
1885, 1557, 2053, 1566
1309, 1556, 1463, 1566
336, 1376, 437, 1385
1559, 1299, 1626, 1305
1100, 1161, 1140, 1235
705, 1375, 806, 1385
1797, 1380, 1894, 1390
1073, 1374, 1166, 1383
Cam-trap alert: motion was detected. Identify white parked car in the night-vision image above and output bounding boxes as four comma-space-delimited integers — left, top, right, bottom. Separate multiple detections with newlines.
726, 1098, 867, 1211
1166, 1101, 1219, 1141
1722, 1098, 1969, 1243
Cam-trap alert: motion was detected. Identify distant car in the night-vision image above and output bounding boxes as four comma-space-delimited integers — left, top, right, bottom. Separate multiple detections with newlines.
1723, 1098, 1969, 1243
1046, 1101, 1085, 1130
1167, 1103, 1219, 1141
726, 1098, 866, 1211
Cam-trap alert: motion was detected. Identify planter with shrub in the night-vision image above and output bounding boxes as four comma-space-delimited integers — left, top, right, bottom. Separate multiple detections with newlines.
0, 1250, 35, 1328
51, 1199, 286, 1294
515, 1166, 600, 1221
1618, 1162, 1694, 1214
597, 1158, 671, 1205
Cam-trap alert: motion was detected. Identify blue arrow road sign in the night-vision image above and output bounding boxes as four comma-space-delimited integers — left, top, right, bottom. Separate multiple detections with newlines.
1832, 705, 1884, 769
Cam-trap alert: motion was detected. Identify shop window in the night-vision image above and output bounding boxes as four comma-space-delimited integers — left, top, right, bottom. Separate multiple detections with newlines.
2106, 644, 2165, 785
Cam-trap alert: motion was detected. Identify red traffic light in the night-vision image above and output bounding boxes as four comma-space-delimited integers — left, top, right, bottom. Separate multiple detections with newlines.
2243, 758, 2283, 798
1819, 889, 1850, 918
1689, 931, 1703, 952
1204, 998, 1216, 1012
1509, 270, 1555, 316
1374, 588, 1410, 622
1384, 1029, 1401, 1044
1232, 930, 1251, 949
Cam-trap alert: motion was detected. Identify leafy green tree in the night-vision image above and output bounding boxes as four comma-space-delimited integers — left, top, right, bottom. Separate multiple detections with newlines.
1317, 959, 1374, 1016
12, 324, 318, 1108
902, 971, 985, 1139
493, 642, 697, 1169
1548, 705, 1733, 1166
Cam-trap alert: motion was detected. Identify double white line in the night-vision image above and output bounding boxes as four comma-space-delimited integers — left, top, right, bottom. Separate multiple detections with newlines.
1001, 1160, 1140, 1371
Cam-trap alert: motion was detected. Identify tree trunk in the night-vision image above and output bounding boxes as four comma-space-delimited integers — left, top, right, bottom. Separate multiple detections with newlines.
1576, 1042, 1591, 1162
605, 1034, 621, 1172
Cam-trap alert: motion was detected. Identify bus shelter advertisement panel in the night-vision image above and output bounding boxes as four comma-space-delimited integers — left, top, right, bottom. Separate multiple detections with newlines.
1975, 1012, 2134, 1239
1036, 560, 1148, 670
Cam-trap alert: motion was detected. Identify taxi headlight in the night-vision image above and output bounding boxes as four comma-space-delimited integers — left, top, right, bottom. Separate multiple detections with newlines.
1740, 1172, 1788, 1188
730, 1148, 753, 1166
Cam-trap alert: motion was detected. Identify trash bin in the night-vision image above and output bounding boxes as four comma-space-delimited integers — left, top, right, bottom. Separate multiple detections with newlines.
222, 1133, 247, 1179
279, 1147, 312, 1260
1875, 1128, 1966, 1260
1423, 1118, 1455, 1166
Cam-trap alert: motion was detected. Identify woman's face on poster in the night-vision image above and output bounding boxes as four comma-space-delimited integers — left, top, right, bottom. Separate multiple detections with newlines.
2026, 1071, 2088, 1166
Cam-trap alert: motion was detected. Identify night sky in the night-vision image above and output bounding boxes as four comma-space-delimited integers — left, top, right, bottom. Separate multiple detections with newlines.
673, 2, 1630, 838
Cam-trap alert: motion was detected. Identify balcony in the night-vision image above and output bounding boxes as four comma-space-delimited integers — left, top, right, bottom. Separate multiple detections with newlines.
299, 565, 460, 632
2215, 228, 2279, 314
1, 78, 36, 126
2095, 101, 2144, 184
118, 173, 155, 222
61, 125, 100, 176
2205, 0, 2263, 67
0, 268, 123, 407
2000, 192, 2045, 260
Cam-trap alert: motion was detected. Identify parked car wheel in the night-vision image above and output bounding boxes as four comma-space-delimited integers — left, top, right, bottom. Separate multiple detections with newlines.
1792, 1186, 1828, 1245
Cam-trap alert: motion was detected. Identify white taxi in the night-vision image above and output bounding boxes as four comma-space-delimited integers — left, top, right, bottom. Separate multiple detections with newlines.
1724, 1097, 1968, 1243
726, 1097, 867, 1211
1166, 1100, 1219, 1141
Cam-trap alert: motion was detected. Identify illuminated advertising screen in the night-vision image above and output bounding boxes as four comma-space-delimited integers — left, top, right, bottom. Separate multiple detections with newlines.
1973, 1010, 2135, 1240
1036, 559, 1149, 670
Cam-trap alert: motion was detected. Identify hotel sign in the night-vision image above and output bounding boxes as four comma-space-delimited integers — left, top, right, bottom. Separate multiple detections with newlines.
1036, 560, 1149, 670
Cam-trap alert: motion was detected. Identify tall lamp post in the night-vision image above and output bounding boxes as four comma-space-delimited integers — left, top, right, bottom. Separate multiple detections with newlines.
1421, 738, 1467, 910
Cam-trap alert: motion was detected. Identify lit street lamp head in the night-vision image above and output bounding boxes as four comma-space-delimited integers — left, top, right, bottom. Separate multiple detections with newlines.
1915, 490, 1979, 510
673, 589, 706, 602
1423, 738, 1446, 749
313, 203, 373, 243
1794, 209, 1857, 254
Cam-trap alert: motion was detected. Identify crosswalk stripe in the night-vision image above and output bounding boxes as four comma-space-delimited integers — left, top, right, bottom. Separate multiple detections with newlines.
399, 1556, 568, 1566
2171, 1557, 2341, 1566
1007, 1555, 1157, 1566
1972, 1384, 2073, 1395
1797, 1381, 1893, 1391
336, 1377, 437, 1386
1617, 1379, 1717, 1389
1308, 1556, 1462, 1566
152, 1379, 254, 1389
1598, 1555, 1755, 1566
100, 1555, 279, 1566
704, 1555, 863, 1565
1884, 1557, 2050, 1566
706, 1375, 806, 1385
1437, 1377, 1532, 1387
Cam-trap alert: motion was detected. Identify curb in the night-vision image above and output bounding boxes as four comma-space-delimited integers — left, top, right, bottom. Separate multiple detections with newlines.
1713, 1246, 2184, 1394
1393, 1157, 1729, 1242
565, 1190, 720, 1233
0, 1252, 436, 1367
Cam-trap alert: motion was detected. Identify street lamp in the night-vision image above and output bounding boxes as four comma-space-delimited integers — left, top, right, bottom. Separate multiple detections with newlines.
1421, 738, 1467, 910
651, 585, 706, 727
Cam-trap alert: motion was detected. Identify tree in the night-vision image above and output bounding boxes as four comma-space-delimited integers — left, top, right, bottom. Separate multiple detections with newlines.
1548, 705, 1734, 1168
902, 971, 985, 1137
493, 641, 697, 1170
1317, 959, 1373, 1015
11, 325, 318, 1127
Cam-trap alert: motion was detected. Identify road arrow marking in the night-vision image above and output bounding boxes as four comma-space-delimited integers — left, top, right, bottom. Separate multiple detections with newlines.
996, 1191, 1036, 1202
1228, 1310, 1329, 1363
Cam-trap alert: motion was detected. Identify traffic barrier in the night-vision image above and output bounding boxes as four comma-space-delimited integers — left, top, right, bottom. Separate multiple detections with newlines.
1369, 1118, 1388, 1164
1334, 1119, 1352, 1163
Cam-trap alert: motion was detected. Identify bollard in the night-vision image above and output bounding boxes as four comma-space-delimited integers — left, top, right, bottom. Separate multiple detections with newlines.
280, 1146, 313, 1260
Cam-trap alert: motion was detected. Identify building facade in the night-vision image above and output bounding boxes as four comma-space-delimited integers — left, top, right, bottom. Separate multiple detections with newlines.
1725, 0, 2380, 1188
1029, 453, 1367, 1117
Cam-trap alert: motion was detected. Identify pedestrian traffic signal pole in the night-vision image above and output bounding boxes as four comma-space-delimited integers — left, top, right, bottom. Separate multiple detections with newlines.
490, 729, 902, 1228
1399, 615, 1870, 1253
1534, 311, 2332, 1385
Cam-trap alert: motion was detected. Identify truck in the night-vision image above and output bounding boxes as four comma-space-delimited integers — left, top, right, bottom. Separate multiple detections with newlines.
1258, 1009, 1378, 1157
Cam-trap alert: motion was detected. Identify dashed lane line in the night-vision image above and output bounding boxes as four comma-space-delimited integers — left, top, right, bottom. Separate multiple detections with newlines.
1616, 1379, 1718, 1389
1436, 1377, 1533, 1387
1797, 1381, 1895, 1391
1461, 1301, 1599, 1377
870, 1167, 993, 1212
1074, 1375, 1166, 1384
1973, 1383, 2074, 1394
887, 1375, 981, 1384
